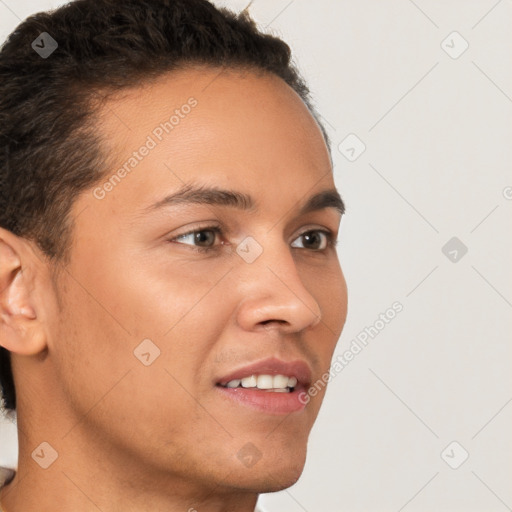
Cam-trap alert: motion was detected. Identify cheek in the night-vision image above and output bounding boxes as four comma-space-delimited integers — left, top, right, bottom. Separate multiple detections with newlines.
77, 254, 233, 391
331, 266, 348, 328
99, 251, 231, 340
50, 269, 227, 458
50, 277, 135, 413
304, 259, 348, 334
310, 263, 348, 392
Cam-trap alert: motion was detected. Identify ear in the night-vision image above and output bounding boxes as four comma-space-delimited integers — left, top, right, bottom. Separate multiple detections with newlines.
0, 227, 47, 355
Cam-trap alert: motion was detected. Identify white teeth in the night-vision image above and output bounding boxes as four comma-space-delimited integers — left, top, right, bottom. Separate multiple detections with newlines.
223, 374, 297, 391
257, 375, 273, 389
241, 375, 257, 388
273, 375, 289, 388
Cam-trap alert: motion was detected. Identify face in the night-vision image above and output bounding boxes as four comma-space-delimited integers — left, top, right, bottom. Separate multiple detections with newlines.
42, 66, 347, 494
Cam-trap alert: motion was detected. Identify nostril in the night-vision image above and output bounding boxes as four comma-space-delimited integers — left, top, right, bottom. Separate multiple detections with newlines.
261, 319, 286, 326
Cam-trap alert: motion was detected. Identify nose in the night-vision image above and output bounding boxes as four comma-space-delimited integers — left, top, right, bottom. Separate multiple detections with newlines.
234, 235, 323, 334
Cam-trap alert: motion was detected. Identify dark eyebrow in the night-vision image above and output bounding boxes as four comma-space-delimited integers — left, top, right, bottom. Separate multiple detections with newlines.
299, 188, 345, 216
143, 183, 345, 216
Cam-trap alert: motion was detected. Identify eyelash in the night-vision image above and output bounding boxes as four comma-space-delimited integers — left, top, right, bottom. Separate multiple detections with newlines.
167, 225, 338, 254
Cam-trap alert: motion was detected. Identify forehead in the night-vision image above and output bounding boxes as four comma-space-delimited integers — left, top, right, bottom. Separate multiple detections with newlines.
86, 66, 333, 217
96, 65, 329, 163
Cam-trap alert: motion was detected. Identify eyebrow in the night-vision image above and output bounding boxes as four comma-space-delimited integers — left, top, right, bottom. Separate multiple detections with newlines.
143, 183, 345, 216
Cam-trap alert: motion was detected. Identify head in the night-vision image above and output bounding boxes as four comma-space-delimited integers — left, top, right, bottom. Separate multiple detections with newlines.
0, 0, 347, 498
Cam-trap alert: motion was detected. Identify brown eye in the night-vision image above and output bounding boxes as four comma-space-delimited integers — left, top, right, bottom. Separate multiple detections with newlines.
168, 226, 223, 253
291, 230, 335, 251
189, 230, 217, 247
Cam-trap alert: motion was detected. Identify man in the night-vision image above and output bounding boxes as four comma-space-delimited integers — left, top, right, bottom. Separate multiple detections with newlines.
0, 0, 347, 510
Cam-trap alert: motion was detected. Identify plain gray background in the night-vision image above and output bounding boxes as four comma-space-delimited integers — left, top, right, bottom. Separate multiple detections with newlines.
1, 1, 511, 511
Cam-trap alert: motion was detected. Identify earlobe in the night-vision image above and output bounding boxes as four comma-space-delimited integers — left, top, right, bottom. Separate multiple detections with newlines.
0, 228, 47, 355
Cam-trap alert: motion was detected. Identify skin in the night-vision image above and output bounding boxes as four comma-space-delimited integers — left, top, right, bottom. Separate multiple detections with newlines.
0, 66, 348, 512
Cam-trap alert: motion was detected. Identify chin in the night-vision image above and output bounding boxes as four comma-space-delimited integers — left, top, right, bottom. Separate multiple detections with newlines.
229, 453, 307, 493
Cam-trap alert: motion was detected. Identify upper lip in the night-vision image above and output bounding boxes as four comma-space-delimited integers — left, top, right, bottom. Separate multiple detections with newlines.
216, 357, 312, 388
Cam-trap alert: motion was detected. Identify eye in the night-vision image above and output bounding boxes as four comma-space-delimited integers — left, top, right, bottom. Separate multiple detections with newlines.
291, 229, 337, 251
167, 225, 338, 254
169, 226, 223, 253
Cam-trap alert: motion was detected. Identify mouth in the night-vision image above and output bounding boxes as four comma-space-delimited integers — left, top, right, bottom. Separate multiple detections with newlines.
215, 358, 312, 415
217, 374, 298, 393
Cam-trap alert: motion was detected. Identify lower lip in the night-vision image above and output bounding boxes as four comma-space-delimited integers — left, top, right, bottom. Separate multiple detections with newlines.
215, 385, 308, 414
